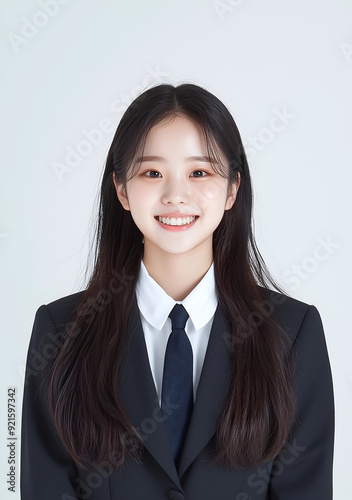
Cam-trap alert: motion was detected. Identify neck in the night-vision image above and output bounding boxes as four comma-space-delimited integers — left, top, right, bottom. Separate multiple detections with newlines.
142, 243, 213, 301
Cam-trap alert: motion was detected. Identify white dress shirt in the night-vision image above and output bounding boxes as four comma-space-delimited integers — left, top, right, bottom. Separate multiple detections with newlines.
135, 260, 218, 405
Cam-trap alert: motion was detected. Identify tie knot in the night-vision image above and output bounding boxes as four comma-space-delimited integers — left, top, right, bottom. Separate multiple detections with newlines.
169, 304, 189, 330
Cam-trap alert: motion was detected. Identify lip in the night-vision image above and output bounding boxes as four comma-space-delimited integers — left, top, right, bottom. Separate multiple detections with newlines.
155, 215, 199, 231
156, 213, 198, 218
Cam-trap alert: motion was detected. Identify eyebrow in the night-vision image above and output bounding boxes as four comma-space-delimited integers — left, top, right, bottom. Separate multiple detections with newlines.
135, 155, 218, 164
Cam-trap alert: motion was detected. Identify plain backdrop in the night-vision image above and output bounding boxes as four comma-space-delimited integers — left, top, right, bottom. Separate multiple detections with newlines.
1, 0, 351, 498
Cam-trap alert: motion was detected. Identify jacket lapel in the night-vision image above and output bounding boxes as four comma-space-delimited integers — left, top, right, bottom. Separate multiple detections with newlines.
118, 294, 182, 489
177, 303, 233, 477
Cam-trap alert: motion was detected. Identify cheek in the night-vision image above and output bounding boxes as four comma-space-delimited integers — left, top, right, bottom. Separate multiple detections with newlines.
127, 183, 160, 221
193, 180, 227, 210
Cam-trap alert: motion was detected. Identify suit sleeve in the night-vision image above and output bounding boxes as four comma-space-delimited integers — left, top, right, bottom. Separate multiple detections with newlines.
269, 305, 334, 499
21, 305, 79, 500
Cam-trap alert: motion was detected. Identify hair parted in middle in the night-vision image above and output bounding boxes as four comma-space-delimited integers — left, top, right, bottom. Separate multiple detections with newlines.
46, 83, 295, 470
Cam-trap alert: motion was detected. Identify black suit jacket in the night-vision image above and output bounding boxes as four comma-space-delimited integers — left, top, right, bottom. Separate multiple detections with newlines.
20, 287, 334, 500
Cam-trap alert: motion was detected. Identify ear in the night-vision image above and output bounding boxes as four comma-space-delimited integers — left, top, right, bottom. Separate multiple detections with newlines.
113, 173, 130, 211
225, 172, 241, 210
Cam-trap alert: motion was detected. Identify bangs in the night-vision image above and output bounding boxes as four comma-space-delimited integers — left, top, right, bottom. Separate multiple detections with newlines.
123, 112, 236, 187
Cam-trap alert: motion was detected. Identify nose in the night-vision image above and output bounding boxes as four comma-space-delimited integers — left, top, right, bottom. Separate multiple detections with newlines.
161, 176, 190, 206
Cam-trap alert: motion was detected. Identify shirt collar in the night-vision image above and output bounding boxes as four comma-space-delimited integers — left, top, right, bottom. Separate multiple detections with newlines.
135, 260, 218, 331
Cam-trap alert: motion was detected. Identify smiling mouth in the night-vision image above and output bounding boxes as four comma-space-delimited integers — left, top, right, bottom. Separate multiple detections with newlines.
156, 216, 198, 226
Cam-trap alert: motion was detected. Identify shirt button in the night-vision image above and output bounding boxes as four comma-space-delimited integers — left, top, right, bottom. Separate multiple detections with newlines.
168, 488, 186, 500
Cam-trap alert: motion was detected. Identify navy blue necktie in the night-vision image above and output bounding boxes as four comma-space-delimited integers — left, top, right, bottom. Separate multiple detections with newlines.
161, 304, 193, 464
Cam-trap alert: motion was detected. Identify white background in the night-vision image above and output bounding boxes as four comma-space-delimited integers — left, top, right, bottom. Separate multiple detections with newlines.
1, 0, 351, 498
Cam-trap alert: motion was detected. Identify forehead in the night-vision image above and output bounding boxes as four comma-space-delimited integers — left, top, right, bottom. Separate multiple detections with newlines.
143, 115, 206, 154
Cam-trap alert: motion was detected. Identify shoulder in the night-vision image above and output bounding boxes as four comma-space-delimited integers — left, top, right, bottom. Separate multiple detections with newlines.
29, 291, 85, 353
24, 291, 86, 388
35, 291, 85, 326
257, 285, 324, 345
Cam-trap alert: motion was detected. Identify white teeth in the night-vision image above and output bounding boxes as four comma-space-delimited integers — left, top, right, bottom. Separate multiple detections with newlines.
158, 216, 196, 226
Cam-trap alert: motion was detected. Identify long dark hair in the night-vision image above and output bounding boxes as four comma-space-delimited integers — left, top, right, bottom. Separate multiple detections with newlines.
46, 83, 295, 469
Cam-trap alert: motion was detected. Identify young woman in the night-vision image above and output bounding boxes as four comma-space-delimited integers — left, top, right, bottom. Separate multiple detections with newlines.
21, 84, 334, 500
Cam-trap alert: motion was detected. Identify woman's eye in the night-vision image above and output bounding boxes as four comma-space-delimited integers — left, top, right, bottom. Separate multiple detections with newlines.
144, 170, 161, 178
191, 170, 207, 177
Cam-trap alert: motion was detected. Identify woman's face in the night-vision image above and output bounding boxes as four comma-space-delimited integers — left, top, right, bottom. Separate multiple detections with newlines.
113, 115, 240, 261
